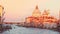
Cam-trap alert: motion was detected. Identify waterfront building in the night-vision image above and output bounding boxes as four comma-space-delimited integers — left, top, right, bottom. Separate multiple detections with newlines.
25, 5, 58, 28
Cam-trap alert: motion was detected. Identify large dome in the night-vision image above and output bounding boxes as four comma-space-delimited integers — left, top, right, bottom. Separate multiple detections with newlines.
32, 5, 41, 17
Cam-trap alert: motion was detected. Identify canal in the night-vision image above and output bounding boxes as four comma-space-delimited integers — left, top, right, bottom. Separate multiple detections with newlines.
0, 24, 60, 34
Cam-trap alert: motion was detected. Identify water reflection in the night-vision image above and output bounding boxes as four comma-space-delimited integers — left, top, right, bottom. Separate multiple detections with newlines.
1, 24, 60, 34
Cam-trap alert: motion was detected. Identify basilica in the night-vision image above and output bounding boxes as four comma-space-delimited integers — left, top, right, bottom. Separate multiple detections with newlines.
25, 5, 59, 28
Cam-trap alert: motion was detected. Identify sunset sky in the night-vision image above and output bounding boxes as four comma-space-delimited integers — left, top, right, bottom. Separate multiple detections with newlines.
0, 0, 60, 22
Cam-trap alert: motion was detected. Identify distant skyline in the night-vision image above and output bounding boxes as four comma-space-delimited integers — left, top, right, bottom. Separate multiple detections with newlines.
0, 0, 60, 22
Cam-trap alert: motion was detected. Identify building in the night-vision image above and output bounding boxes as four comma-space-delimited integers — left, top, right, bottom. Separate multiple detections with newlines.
25, 5, 58, 28
25, 5, 58, 23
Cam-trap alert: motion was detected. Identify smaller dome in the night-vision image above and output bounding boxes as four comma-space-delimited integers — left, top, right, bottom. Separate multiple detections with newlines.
42, 10, 50, 16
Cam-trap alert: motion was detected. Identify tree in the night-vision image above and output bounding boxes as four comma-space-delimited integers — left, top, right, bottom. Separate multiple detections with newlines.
0, 5, 5, 32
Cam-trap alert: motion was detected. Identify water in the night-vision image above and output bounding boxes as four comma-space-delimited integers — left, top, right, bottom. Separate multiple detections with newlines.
1, 24, 60, 34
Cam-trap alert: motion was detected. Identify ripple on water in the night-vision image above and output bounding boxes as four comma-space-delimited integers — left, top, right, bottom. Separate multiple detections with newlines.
2, 25, 60, 34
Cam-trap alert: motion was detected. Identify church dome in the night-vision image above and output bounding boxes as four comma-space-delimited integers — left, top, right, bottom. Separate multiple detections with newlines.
32, 5, 41, 17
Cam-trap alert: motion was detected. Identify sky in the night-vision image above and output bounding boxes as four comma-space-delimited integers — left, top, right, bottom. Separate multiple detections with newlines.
0, 0, 60, 22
